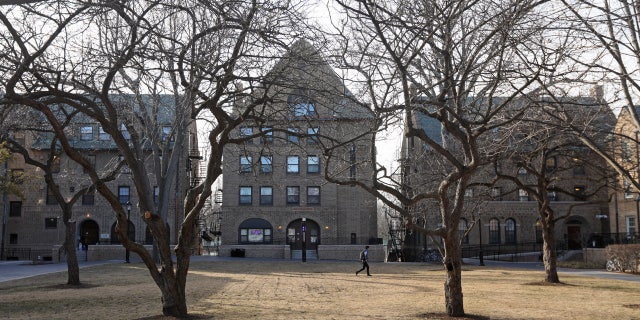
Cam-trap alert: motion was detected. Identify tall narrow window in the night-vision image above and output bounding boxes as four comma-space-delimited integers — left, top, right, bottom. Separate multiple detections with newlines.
287, 127, 300, 143
349, 145, 356, 179
260, 186, 273, 205
239, 187, 252, 205
9, 201, 21, 217
622, 141, 632, 162
82, 190, 95, 205
261, 127, 273, 144
573, 186, 586, 201
505, 218, 517, 244
287, 156, 299, 173
545, 157, 556, 173
489, 218, 500, 244
491, 187, 502, 201
240, 156, 252, 173
121, 123, 131, 140
307, 186, 320, 205
260, 156, 272, 174
307, 127, 319, 145
626, 216, 636, 237
286, 186, 300, 204
458, 219, 469, 244
307, 155, 320, 173
46, 187, 58, 205
45, 217, 58, 229
118, 186, 130, 204
154, 186, 159, 204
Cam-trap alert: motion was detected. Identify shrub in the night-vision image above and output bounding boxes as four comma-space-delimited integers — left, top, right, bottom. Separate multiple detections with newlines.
605, 244, 640, 273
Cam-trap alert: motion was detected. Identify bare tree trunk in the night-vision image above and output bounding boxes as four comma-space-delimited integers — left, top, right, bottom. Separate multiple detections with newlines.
64, 220, 80, 285
443, 233, 464, 316
542, 220, 560, 283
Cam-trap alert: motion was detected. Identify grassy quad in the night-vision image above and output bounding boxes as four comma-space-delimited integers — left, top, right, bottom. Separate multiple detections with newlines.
0, 259, 638, 319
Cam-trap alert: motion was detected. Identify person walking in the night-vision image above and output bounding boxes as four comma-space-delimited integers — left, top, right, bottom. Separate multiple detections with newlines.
356, 245, 371, 276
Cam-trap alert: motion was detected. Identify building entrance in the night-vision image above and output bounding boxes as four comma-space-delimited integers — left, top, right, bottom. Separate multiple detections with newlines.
286, 218, 320, 253
79, 220, 99, 245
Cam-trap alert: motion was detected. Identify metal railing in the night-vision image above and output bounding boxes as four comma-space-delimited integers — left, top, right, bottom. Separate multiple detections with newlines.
2, 248, 53, 261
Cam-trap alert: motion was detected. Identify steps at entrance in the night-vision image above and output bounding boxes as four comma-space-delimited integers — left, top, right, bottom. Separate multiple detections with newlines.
291, 250, 318, 260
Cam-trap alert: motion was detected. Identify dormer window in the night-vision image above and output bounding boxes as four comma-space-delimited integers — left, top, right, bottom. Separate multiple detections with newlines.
81, 126, 93, 141
288, 90, 316, 117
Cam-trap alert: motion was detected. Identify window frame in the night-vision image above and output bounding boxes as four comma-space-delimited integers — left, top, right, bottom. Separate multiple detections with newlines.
307, 155, 320, 174
239, 186, 252, 205
260, 155, 273, 174
489, 218, 501, 244
118, 186, 130, 204
260, 186, 273, 205
287, 156, 300, 174
9, 201, 21, 217
80, 126, 93, 141
239, 156, 252, 173
286, 186, 300, 205
306, 186, 321, 205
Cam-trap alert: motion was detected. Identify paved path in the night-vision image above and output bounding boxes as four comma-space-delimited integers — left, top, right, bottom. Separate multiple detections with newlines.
0, 260, 117, 283
1, 257, 638, 283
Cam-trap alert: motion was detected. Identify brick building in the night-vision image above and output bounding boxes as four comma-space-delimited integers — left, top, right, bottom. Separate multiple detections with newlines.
0, 96, 197, 261
399, 91, 614, 261
219, 40, 380, 260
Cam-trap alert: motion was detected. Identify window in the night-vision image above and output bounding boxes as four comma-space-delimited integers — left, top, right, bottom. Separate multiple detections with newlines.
10, 169, 24, 185
82, 190, 95, 205
349, 145, 356, 179
154, 186, 159, 204
9, 234, 17, 245
161, 126, 172, 142
459, 219, 469, 244
489, 218, 500, 244
626, 216, 637, 237
240, 156, 252, 173
307, 155, 320, 173
46, 187, 58, 205
624, 179, 635, 199
286, 186, 300, 204
287, 128, 300, 143
491, 187, 502, 201
45, 217, 58, 229
260, 186, 273, 205
118, 186, 130, 204
99, 127, 110, 140
260, 155, 272, 174
239, 186, 252, 205
622, 141, 632, 162
572, 158, 585, 175
240, 127, 254, 144
307, 186, 320, 205
84, 155, 96, 173
81, 126, 93, 140
574, 186, 586, 201
121, 123, 130, 140
307, 127, 319, 144
545, 157, 556, 172
287, 156, 299, 173
464, 189, 473, 198
505, 218, 517, 244
517, 167, 527, 176
518, 189, 529, 201
291, 102, 316, 117
9, 201, 21, 217
239, 218, 273, 244
261, 127, 273, 144
548, 191, 558, 201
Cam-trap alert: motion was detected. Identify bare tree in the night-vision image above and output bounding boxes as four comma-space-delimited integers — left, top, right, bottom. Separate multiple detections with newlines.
326, 0, 553, 316
0, 0, 307, 317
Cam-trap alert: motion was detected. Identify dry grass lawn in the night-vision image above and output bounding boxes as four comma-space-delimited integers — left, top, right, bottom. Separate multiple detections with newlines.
1, 259, 639, 319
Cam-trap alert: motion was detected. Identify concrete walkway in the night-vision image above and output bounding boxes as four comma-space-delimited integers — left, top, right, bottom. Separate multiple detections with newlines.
0, 259, 118, 283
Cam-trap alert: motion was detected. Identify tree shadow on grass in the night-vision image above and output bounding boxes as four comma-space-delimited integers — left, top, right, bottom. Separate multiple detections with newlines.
42, 283, 100, 290
136, 314, 213, 320
522, 281, 575, 287
417, 312, 490, 319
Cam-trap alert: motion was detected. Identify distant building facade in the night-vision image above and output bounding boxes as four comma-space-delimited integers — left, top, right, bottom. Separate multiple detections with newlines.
220, 40, 380, 260
0, 96, 197, 261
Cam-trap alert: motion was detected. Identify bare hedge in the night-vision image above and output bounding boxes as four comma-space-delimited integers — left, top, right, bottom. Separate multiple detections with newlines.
605, 244, 640, 273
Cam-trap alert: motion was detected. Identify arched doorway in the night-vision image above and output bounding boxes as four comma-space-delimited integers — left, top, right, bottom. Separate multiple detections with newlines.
110, 221, 135, 244
566, 218, 583, 250
286, 218, 320, 259
79, 220, 99, 245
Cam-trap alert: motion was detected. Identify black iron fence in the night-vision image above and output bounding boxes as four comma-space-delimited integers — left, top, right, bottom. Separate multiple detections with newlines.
2, 248, 53, 261
588, 233, 640, 248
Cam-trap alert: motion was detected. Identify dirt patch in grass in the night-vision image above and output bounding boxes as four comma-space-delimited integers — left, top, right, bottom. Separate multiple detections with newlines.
43, 283, 100, 290
623, 304, 640, 310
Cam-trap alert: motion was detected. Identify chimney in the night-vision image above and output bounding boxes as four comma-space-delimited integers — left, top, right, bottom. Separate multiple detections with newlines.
590, 85, 604, 101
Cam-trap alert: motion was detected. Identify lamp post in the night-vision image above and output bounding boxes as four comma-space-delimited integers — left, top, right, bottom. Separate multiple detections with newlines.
125, 201, 131, 263
301, 218, 306, 262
